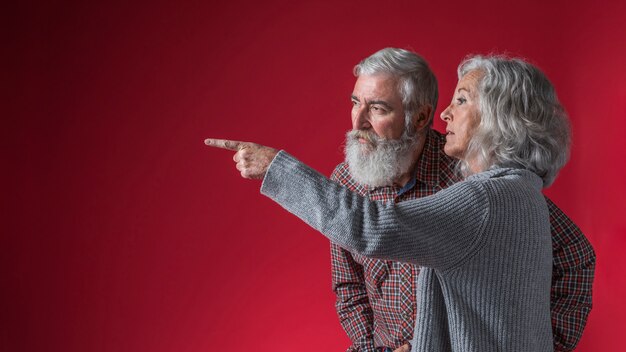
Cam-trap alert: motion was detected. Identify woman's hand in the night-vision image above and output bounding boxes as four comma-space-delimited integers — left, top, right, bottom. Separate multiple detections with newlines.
204, 138, 279, 179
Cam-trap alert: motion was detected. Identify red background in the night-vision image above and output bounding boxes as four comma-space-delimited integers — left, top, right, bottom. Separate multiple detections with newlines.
4, 0, 626, 351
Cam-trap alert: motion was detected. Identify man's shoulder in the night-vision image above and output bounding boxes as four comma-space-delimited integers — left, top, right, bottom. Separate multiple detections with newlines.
331, 162, 349, 175
330, 162, 369, 194
543, 196, 593, 249
544, 197, 581, 233
420, 129, 460, 188
426, 129, 454, 164
330, 162, 350, 182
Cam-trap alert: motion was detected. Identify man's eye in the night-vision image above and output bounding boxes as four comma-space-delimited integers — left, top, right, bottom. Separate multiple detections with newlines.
456, 97, 467, 105
371, 106, 385, 113
352, 100, 359, 106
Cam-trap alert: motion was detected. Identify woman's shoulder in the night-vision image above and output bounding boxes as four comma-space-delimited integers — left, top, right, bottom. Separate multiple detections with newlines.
464, 167, 544, 200
467, 167, 541, 184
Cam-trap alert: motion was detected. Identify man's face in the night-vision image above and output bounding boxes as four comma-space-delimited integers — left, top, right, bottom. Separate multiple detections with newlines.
345, 74, 420, 187
351, 74, 406, 143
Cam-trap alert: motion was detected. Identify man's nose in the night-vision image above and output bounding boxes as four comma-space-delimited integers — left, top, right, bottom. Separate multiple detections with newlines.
353, 106, 371, 130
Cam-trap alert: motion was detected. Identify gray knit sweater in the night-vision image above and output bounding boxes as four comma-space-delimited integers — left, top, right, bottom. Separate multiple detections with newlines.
261, 151, 553, 352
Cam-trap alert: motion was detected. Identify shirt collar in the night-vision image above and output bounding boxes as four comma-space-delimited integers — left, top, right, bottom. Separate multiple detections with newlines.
397, 164, 419, 196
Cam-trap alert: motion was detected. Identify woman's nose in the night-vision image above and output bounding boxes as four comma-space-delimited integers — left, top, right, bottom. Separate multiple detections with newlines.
440, 106, 451, 122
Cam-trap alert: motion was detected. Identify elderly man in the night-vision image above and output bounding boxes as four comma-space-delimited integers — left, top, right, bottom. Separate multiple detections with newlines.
205, 48, 595, 352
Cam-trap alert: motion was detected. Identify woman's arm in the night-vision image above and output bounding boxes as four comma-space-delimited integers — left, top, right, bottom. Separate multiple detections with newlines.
261, 151, 490, 270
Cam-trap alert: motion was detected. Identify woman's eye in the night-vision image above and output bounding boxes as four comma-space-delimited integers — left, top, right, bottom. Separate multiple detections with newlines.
456, 97, 467, 105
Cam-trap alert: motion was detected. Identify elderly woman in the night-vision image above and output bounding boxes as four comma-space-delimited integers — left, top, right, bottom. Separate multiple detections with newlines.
206, 55, 570, 351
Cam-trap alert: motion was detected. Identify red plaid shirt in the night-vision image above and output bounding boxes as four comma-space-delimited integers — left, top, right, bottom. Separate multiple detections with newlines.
330, 129, 595, 352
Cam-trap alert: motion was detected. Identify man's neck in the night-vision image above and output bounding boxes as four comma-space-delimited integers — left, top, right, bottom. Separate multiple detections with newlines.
391, 131, 427, 188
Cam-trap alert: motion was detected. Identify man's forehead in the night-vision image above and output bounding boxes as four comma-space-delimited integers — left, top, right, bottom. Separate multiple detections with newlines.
355, 73, 398, 84
353, 74, 401, 99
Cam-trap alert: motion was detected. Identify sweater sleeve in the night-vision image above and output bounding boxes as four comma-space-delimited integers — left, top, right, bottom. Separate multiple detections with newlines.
261, 151, 490, 270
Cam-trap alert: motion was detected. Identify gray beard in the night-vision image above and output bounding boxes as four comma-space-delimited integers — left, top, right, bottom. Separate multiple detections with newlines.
344, 129, 420, 188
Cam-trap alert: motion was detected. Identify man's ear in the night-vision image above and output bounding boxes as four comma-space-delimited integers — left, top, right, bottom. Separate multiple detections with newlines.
413, 105, 433, 131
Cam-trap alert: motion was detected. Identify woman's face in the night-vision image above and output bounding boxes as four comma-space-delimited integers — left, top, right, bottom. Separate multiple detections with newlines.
440, 70, 482, 166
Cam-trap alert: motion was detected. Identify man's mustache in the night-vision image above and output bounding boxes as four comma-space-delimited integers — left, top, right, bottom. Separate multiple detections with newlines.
347, 130, 379, 147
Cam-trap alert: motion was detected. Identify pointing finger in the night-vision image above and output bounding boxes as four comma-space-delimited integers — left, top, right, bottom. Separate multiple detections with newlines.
204, 138, 246, 151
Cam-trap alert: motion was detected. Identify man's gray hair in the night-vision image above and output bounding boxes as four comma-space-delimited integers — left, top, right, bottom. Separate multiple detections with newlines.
458, 55, 571, 187
354, 48, 439, 133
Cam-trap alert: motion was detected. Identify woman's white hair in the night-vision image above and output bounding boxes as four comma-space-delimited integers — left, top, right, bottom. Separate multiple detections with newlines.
354, 48, 439, 134
458, 55, 571, 187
